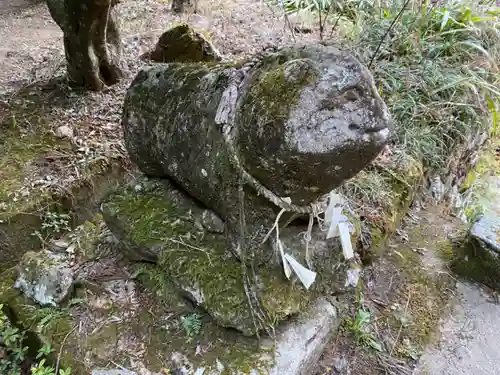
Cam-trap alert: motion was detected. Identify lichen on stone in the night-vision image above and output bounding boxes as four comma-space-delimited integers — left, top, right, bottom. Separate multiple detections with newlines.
101, 178, 312, 336
147, 23, 222, 63
14, 250, 74, 307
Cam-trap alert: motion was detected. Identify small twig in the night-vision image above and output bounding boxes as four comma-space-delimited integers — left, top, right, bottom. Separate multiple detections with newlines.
329, 11, 343, 39
108, 359, 131, 371
55, 325, 78, 374
377, 352, 413, 375
368, 0, 412, 68
319, 0, 334, 40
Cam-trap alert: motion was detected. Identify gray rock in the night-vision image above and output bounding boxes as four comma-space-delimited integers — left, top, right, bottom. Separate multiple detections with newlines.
470, 176, 500, 253
333, 356, 351, 374
267, 298, 339, 375
55, 125, 74, 139
14, 250, 74, 306
471, 212, 500, 253
415, 282, 500, 375
145, 24, 222, 63
101, 177, 347, 336
122, 42, 391, 265
200, 209, 225, 233
451, 177, 500, 290
169, 298, 339, 375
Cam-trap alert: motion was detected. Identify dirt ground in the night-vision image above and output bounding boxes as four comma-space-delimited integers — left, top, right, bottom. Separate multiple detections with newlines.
0, 0, 321, 92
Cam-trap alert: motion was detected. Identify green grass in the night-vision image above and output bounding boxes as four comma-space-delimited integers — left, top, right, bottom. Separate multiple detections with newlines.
274, 0, 500, 224
279, 0, 500, 167
354, 0, 499, 171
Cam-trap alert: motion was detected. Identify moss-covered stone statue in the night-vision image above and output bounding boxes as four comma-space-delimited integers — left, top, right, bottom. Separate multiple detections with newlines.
46, 0, 123, 91
121, 42, 392, 266
101, 42, 393, 335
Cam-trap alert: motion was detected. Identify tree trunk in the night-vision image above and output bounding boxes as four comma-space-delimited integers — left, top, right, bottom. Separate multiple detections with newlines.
171, 0, 194, 13
46, 0, 123, 91
122, 43, 392, 265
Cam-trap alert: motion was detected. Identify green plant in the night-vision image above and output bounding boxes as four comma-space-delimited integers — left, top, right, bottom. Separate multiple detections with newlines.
180, 312, 202, 338
32, 210, 72, 243
40, 211, 72, 235
26, 306, 69, 335
352, 0, 499, 171
344, 308, 383, 352
0, 305, 71, 375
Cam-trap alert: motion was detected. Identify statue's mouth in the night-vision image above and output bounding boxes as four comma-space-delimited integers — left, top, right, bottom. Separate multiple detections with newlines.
364, 126, 391, 146
349, 122, 391, 145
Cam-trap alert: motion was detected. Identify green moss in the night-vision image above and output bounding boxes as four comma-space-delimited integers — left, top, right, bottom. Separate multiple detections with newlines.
103, 180, 310, 336
0, 110, 72, 215
0, 268, 21, 303
241, 56, 317, 132
70, 217, 104, 261
460, 136, 500, 222
133, 265, 275, 374
450, 237, 500, 290
380, 219, 458, 355
151, 23, 221, 63
104, 182, 193, 245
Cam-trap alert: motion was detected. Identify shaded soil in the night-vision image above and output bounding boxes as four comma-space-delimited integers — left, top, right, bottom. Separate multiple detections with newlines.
316, 205, 465, 375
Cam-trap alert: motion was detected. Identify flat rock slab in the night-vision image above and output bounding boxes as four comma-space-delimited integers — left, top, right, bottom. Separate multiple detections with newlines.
470, 176, 500, 253
414, 281, 500, 375
267, 298, 339, 375
451, 176, 500, 290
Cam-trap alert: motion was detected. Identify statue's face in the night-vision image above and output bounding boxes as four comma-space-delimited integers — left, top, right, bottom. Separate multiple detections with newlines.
238, 45, 393, 205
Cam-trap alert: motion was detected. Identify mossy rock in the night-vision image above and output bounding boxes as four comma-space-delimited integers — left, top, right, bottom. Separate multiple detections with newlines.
450, 235, 500, 291
450, 177, 500, 290
0, 264, 276, 375
449, 137, 500, 290
0, 210, 341, 375
147, 23, 222, 63
101, 177, 319, 336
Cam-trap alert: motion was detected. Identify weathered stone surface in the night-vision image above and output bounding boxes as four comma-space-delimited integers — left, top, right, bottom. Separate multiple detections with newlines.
122, 42, 392, 265
470, 176, 500, 252
102, 178, 318, 335
451, 176, 500, 290
266, 298, 339, 375
146, 24, 222, 63
2, 257, 340, 375
414, 281, 500, 375
14, 250, 74, 306
101, 177, 349, 335
0, 211, 339, 375
46, 0, 123, 90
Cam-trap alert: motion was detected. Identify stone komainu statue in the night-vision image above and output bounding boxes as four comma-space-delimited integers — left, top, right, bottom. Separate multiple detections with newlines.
121, 42, 392, 266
